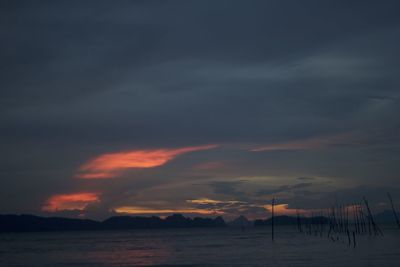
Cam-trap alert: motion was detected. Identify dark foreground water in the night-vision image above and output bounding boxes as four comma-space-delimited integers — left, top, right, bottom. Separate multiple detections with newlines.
1, 226, 399, 266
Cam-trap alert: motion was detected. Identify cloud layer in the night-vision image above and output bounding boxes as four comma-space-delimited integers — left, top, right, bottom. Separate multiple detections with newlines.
1, 1, 400, 219
42, 192, 101, 212
77, 145, 217, 179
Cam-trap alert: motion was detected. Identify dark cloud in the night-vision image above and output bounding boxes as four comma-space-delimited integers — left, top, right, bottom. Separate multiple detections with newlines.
1, 1, 400, 218
208, 181, 244, 196
282, 185, 400, 211
257, 183, 313, 196
297, 177, 315, 181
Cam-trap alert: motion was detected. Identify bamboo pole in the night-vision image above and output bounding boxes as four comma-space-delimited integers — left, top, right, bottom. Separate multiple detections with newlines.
363, 196, 384, 236
296, 209, 302, 233
387, 192, 400, 228
271, 197, 275, 241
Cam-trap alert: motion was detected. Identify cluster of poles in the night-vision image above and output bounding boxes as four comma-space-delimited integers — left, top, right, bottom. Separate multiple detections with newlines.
270, 193, 400, 247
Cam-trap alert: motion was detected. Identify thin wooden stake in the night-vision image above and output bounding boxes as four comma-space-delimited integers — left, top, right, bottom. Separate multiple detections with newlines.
271, 197, 275, 241
387, 192, 400, 229
363, 196, 384, 236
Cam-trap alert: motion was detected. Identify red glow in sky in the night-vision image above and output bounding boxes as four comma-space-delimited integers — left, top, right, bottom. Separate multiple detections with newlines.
114, 206, 224, 215
77, 144, 218, 179
264, 203, 311, 216
42, 192, 101, 212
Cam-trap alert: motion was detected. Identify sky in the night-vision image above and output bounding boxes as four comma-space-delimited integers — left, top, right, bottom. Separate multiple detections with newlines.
1, 0, 400, 220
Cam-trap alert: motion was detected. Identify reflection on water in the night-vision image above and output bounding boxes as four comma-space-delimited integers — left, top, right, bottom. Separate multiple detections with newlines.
1, 227, 400, 266
85, 236, 171, 266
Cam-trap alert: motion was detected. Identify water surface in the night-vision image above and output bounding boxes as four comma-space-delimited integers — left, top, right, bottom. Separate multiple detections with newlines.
1, 227, 399, 266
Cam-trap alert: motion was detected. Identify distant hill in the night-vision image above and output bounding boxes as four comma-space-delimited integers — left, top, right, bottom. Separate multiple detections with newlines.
2, 211, 398, 233
0, 214, 102, 232
0, 214, 226, 233
254, 215, 328, 226
374, 210, 400, 224
227, 215, 253, 227
254, 211, 400, 227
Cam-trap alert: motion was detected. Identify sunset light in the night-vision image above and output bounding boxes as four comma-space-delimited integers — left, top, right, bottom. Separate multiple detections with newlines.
114, 206, 224, 215
42, 192, 101, 212
263, 204, 310, 216
77, 144, 218, 179
2, 2, 399, 265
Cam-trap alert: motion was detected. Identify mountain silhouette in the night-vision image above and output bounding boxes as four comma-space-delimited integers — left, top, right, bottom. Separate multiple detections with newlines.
228, 215, 253, 227
2, 211, 398, 232
0, 214, 226, 232
0, 214, 101, 232
374, 210, 400, 224
254, 215, 328, 226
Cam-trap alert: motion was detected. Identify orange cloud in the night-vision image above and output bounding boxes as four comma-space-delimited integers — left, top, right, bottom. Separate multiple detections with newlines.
77, 144, 218, 179
186, 198, 242, 205
186, 198, 224, 205
251, 133, 355, 152
42, 192, 101, 212
77, 173, 116, 179
263, 204, 310, 216
114, 206, 224, 215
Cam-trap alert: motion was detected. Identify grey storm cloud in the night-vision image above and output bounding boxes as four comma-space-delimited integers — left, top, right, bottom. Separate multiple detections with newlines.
208, 181, 245, 196
257, 183, 313, 196
283, 185, 400, 210
1, 0, 400, 218
297, 177, 315, 181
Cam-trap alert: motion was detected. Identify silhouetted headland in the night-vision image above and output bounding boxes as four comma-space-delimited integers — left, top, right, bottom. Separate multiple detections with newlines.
0, 214, 226, 232
1, 211, 397, 233
254, 215, 329, 226
227, 215, 252, 227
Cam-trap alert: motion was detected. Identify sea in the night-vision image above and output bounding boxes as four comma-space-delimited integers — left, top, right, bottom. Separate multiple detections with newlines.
1, 226, 399, 266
